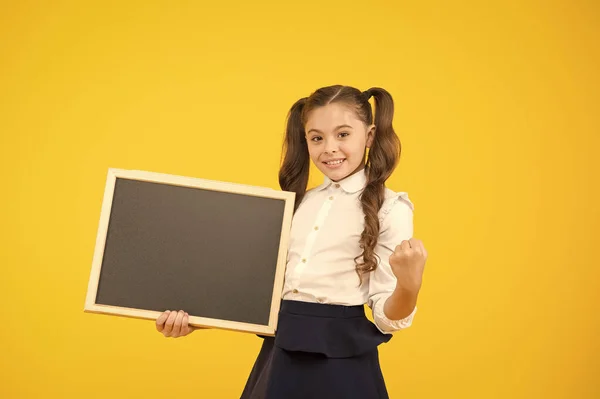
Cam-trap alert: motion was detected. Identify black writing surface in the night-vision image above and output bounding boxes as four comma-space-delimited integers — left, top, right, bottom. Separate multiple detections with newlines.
85, 169, 294, 335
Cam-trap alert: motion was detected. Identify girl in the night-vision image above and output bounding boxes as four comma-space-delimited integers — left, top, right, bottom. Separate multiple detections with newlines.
156, 85, 428, 398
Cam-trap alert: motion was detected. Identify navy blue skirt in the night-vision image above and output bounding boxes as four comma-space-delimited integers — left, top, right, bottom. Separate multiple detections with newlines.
240, 300, 393, 399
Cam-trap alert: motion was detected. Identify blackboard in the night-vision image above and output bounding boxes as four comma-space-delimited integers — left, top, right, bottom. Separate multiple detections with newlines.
84, 168, 295, 335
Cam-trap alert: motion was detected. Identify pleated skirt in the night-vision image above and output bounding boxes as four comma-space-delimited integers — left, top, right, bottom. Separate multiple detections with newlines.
240, 300, 393, 399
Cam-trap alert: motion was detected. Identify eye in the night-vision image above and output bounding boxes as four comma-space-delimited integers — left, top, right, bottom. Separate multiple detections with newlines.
310, 136, 322, 142
338, 132, 350, 138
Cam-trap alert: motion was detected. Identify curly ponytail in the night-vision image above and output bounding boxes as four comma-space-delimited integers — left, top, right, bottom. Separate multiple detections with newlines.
355, 87, 401, 282
279, 97, 310, 209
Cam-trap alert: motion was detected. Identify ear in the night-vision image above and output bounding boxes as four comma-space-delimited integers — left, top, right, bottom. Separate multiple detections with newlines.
366, 124, 376, 148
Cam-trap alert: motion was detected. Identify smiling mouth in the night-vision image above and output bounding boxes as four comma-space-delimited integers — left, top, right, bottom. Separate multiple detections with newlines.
323, 158, 346, 167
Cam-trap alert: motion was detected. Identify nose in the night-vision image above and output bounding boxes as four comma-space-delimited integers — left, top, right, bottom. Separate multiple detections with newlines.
324, 138, 338, 154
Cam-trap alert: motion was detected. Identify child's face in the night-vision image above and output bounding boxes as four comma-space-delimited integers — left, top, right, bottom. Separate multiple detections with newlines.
305, 103, 375, 182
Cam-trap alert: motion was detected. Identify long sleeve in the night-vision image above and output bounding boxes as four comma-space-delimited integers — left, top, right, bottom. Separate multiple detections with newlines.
368, 193, 417, 334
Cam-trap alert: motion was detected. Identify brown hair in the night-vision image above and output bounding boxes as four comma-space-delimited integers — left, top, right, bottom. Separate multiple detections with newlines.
278, 85, 401, 283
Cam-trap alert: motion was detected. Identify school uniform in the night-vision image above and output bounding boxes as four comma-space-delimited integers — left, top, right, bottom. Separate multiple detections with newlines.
241, 169, 416, 399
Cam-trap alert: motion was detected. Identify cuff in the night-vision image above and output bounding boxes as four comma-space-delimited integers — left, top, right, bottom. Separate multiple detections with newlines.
373, 299, 417, 334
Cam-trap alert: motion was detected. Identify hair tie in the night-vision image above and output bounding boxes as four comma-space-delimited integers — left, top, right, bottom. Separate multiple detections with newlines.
363, 90, 372, 100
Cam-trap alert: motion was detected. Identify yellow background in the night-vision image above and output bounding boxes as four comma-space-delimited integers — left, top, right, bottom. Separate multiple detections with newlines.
1, 1, 598, 398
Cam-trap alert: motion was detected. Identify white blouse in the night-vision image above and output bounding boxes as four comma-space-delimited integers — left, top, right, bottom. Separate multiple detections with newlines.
281, 169, 417, 334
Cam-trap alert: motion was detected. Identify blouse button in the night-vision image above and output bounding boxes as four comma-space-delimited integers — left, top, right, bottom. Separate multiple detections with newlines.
301, 258, 307, 263
314, 226, 319, 230
335, 183, 340, 188
292, 289, 299, 294
329, 196, 334, 200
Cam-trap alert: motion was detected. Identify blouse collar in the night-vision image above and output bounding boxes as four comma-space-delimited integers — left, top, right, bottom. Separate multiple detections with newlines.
316, 168, 367, 194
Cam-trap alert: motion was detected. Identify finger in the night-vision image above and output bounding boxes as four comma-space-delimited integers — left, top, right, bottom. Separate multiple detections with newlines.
418, 241, 427, 258
172, 310, 185, 337
163, 309, 178, 337
156, 310, 170, 332
183, 313, 203, 332
400, 240, 411, 251
410, 238, 427, 257
181, 312, 189, 335
410, 238, 423, 256
182, 312, 192, 335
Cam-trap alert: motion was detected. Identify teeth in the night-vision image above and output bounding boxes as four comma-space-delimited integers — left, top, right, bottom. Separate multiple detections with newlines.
326, 159, 344, 165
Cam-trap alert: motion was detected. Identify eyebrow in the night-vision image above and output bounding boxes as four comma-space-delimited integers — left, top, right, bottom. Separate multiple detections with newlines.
306, 124, 353, 135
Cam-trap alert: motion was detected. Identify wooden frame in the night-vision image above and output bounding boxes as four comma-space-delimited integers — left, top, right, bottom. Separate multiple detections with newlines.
84, 168, 295, 336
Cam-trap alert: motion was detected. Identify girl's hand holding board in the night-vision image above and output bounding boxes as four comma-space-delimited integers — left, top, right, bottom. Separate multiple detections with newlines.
155, 310, 207, 338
